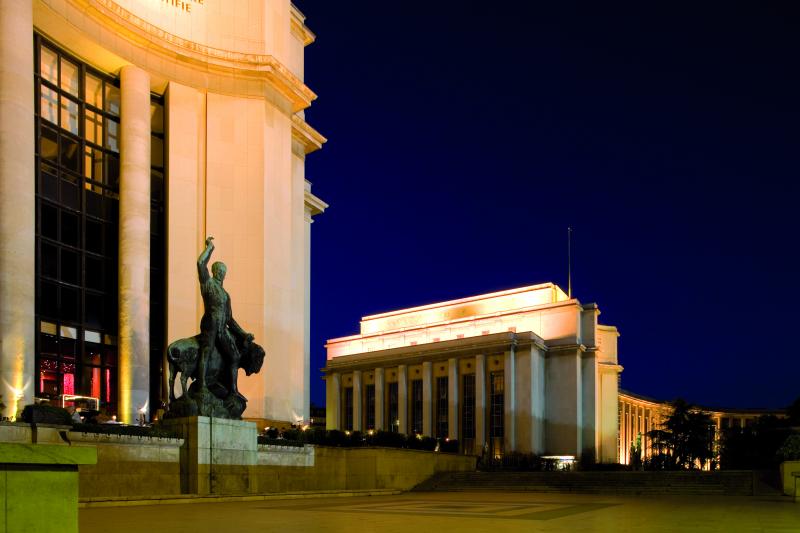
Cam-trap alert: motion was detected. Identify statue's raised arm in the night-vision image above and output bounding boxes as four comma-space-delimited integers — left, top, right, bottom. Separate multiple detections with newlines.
197, 236, 214, 283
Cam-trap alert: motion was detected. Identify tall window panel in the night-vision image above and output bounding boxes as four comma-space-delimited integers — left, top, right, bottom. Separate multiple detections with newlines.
411, 379, 423, 434
34, 36, 121, 413
462, 374, 476, 453
489, 372, 505, 458
387, 382, 399, 433
343, 387, 354, 431
365, 384, 375, 431
435, 376, 448, 439
149, 96, 166, 415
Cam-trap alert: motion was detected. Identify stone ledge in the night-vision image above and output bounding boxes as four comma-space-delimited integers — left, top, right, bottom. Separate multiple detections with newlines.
79, 489, 402, 508
0, 442, 97, 465
69, 432, 184, 446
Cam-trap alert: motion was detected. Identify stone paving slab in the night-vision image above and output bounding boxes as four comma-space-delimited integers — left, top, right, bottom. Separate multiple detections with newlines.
80, 490, 800, 532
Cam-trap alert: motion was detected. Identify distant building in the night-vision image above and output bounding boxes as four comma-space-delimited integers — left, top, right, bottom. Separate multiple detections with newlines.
324, 283, 622, 462
618, 390, 786, 465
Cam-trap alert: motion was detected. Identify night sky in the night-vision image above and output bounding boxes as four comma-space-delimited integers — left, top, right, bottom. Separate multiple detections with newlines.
293, 1, 800, 410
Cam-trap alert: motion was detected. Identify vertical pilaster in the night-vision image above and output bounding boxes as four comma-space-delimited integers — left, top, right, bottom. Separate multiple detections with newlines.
422, 361, 432, 436
352, 370, 362, 432
118, 65, 151, 424
397, 364, 408, 434
475, 354, 487, 451
504, 345, 517, 452
326, 372, 340, 430
0, 0, 35, 419
531, 346, 546, 454
581, 350, 597, 460
374, 367, 384, 431
447, 358, 459, 441
545, 348, 581, 455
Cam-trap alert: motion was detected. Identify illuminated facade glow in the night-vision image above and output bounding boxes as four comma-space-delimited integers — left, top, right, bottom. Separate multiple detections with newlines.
325, 283, 623, 461
0, 0, 327, 423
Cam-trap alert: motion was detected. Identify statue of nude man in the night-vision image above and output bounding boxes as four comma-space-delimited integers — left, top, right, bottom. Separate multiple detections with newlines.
196, 236, 253, 396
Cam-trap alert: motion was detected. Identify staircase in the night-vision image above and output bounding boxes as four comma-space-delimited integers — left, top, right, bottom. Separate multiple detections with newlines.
413, 470, 755, 496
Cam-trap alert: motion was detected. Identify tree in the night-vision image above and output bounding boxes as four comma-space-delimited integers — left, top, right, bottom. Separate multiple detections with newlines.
645, 398, 715, 470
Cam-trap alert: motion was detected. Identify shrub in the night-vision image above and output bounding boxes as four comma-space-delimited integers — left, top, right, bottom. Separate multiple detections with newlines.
777, 434, 800, 461
72, 423, 179, 438
439, 439, 459, 454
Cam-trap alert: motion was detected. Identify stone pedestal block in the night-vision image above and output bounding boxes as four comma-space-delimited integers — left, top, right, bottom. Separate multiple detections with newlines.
160, 416, 257, 495
0, 443, 96, 533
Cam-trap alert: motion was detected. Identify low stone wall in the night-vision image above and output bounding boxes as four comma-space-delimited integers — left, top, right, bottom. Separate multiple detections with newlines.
0, 422, 477, 497
253, 446, 476, 493
71, 432, 183, 498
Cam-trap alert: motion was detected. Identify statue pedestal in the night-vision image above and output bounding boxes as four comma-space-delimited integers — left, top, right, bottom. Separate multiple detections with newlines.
161, 416, 257, 495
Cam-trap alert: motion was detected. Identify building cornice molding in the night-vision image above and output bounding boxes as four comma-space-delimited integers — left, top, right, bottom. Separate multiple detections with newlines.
324, 331, 546, 374
37, 0, 317, 111
290, 4, 316, 46
292, 115, 327, 155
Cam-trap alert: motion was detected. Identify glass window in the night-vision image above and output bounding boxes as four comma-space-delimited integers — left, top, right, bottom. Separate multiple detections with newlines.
104, 84, 120, 116
40, 127, 58, 164
104, 118, 119, 152
85, 110, 102, 145
40, 85, 59, 125
60, 136, 80, 173
365, 384, 375, 430
150, 102, 164, 134
387, 382, 399, 433
436, 376, 448, 439
85, 74, 102, 108
60, 58, 79, 97
60, 95, 79, 135
411, 379, 423, 434
343, 387, 354, 431
40, 46, 58, 84
462, 374, 475, 440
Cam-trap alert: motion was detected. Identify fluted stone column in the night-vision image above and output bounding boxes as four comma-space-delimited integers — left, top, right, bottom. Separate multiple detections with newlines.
397, 364, 408, 434
422, 361, 432, 436
447, 358, 459, 441
352, 370, 362, 431
118, 65, 151, 424
374, 367, 384, 431
0, 0, 35, 419
475, 354, 487, 451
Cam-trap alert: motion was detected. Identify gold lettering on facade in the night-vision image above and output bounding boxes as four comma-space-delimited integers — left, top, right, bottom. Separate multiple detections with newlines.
161, 0, 204, 13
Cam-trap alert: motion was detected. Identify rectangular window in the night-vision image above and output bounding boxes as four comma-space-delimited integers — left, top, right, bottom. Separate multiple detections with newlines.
32, 35, 165, 418
387, 382, 399, 433
411, 379, 423, 434
489, 371, 504, 457
365, 384, 375, 431
343, 387, 354, 431
462, 374, 475, 439
436, 376, 448, 438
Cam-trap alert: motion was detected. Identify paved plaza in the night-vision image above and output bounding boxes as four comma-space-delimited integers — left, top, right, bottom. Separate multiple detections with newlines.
80, 491, 800, 533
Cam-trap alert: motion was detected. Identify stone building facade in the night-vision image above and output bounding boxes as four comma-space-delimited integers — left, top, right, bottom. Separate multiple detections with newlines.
324, 283, 623, 462
0, 0, 326, 424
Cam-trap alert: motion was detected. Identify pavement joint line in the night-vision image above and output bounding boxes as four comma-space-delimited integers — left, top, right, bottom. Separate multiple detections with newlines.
79, 489, 403, 508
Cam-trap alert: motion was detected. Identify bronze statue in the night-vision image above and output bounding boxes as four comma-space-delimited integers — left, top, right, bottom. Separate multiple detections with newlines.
165, 237, 265, 419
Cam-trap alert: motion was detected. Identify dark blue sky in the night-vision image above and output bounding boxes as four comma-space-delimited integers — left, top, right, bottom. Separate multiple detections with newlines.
295, 1, 800, 409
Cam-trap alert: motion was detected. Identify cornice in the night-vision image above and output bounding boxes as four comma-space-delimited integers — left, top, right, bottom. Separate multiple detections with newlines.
324, 332, 545, 374
41, 0, 317, 111
290, 3, 316, 46
292, 115, 327, 154
304, 190, 328, 220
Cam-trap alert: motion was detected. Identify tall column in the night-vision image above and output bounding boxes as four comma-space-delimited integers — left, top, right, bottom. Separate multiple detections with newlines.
475, 354, 487, 451
422, 361, 432, 436
504, 345, 517, 452
326, 372, 340, 430
352, 370, 362, 432
447, 358, 459, 441
0, 0, 35, 419
397, 364, 408, 434
374, 367, 385, 431
118, 65, 151, 424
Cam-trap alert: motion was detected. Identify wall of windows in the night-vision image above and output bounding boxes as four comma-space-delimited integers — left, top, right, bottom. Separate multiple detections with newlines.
343, 387, 354, 431
411, 379, 423, 434
387, 382, 399, 432
435, 376, 448, 438
364, 384, 375, 431
33, 35, 165, 415
489, 372, 505, 458
461, 374, 475, 453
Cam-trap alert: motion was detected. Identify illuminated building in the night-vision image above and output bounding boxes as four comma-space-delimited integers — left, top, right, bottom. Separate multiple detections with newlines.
324, 283, 623, 461
0, 0, 327, 424
618, 390, 786, 466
